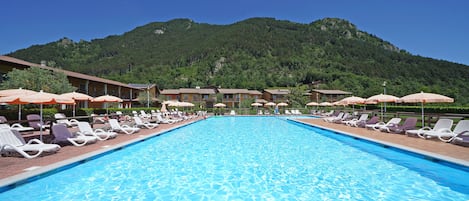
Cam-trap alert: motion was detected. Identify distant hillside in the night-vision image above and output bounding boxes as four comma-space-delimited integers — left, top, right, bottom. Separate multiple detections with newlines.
8, 17, 469, 104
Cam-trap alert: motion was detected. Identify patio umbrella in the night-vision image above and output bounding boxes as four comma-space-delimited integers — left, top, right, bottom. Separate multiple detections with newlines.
306, 102, 319, 106
0, 88, 37, 120
61, 92, 93, 116
366, 94, 400, 121
277, 102, 288, 107
319, 102, 333, 107
92, 95, 123, 114
338, 96, 365, 112
18, 90, 75, 141
251, 102, 263, 107
214, 103, 226, 107
265, 102, 276, 107
400, 91, 454, 127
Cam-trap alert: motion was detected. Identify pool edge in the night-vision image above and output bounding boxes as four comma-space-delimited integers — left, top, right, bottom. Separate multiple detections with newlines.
289, 118, 469, 168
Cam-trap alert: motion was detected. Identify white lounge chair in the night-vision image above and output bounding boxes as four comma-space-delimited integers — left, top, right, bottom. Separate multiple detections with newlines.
406, 118, 454, 138
133, 117, 158, 129
55, 113, 79, 127
366, 118, 402, 131
51, 124, 98, 146
344, 114, 368, 127
230, 110, 236, 115
324, 112, 344, 123
0, 123, 34, 132
0, 129, 60, 159
422, 120, 469, 142
108, 119, 140, 134
285, 110, 292, 115
156, 114, 177, 124
77, 121, 117, 141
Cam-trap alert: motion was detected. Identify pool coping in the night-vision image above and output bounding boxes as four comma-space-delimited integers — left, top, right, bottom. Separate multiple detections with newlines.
0, 119, 200, 190
290, 118, 469, 168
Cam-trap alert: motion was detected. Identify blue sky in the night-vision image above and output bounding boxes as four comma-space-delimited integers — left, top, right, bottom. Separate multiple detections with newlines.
2, 0, 468, 65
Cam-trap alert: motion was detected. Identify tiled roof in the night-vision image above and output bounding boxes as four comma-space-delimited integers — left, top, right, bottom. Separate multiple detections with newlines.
179, 88, 216, 94
264, 89, 290, 95
312, 89, 352, 95
217, 88, 251, 94
248, 90, 262, 95
160, 89, 180, 94
0, 55, 141, 90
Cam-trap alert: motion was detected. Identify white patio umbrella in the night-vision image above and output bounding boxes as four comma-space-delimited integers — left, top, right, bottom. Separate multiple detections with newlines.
61, 91, 93, 116
214, 103, 226, 107
306, 102, 319, 106
366, 94, 400, 121
319, 102, 333, 107
0, 88, 37, 120
251, 102, 263, 107
265, 102, 276, 107
277, 102, 288, 107
400, 91, 454, 127
338, 96, 365, 112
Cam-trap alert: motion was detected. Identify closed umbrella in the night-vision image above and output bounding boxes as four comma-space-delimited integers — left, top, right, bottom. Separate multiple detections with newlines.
0, 88, 37, 120
61, 92, 93, 116
400, 91, 454, 127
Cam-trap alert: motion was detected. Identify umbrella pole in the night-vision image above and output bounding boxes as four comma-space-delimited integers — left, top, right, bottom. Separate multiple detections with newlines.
380, 103, 383, 121
73, 103, 76, 117
18, 105, 22, 121
421, 102, 425, 127
40, 103, 43, 142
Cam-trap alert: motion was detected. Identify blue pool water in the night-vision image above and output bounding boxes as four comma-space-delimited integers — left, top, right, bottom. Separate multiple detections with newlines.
1, 116, 468, 200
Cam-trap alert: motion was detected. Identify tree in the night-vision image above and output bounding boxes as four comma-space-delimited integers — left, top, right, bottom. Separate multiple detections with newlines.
0, 67, 76, 93
137, 91, 156, 107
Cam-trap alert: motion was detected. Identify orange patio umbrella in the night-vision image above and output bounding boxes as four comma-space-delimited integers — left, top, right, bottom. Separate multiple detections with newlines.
61, 92, 93, 116
18, 90, 75, 141
366, 94, 400, 120
0, 88, 37, 120
92, 95, 123, 114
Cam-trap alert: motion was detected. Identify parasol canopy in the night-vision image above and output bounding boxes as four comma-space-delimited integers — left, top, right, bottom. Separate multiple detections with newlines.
400, 91, 454, 127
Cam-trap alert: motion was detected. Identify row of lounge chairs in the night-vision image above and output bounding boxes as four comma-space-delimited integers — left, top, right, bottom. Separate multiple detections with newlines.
0, 115, 165, 159
322, 111, 469, 146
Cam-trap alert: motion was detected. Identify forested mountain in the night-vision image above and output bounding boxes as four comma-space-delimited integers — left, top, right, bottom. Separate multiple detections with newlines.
8, 18, 469, 104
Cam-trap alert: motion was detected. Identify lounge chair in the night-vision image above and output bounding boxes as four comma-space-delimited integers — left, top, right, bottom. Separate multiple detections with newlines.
0, 129, 60, 159
156, 114, 177, 124
366, 118, 402, 131
0, 116, 7, 123
324, 112, 344, 122
108, 119, 140, 134
333, 113, 351, 124
285, 110, 292, 115
258, 110, 263, 115
357, 116, 380, 128
344, 114, 368, 127
26, 114, 50, 130
51, 124, 98, 146
0, 123, 34, 132
451, 130, 469, 147
91, 114, 107, 124
380, 117, 417, 134
406, 118, 453, 138
54, 113, 79, 127
423, 120, 469, 142
77, 121, 117, 141
230, 110, 236, 116
133, 117, 158, 129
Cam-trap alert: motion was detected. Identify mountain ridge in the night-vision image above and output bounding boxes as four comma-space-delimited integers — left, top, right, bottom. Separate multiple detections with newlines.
7, 17, 469, 104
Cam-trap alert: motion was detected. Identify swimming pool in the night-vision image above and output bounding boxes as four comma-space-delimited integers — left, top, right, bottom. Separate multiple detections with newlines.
1, 116, 468, 200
